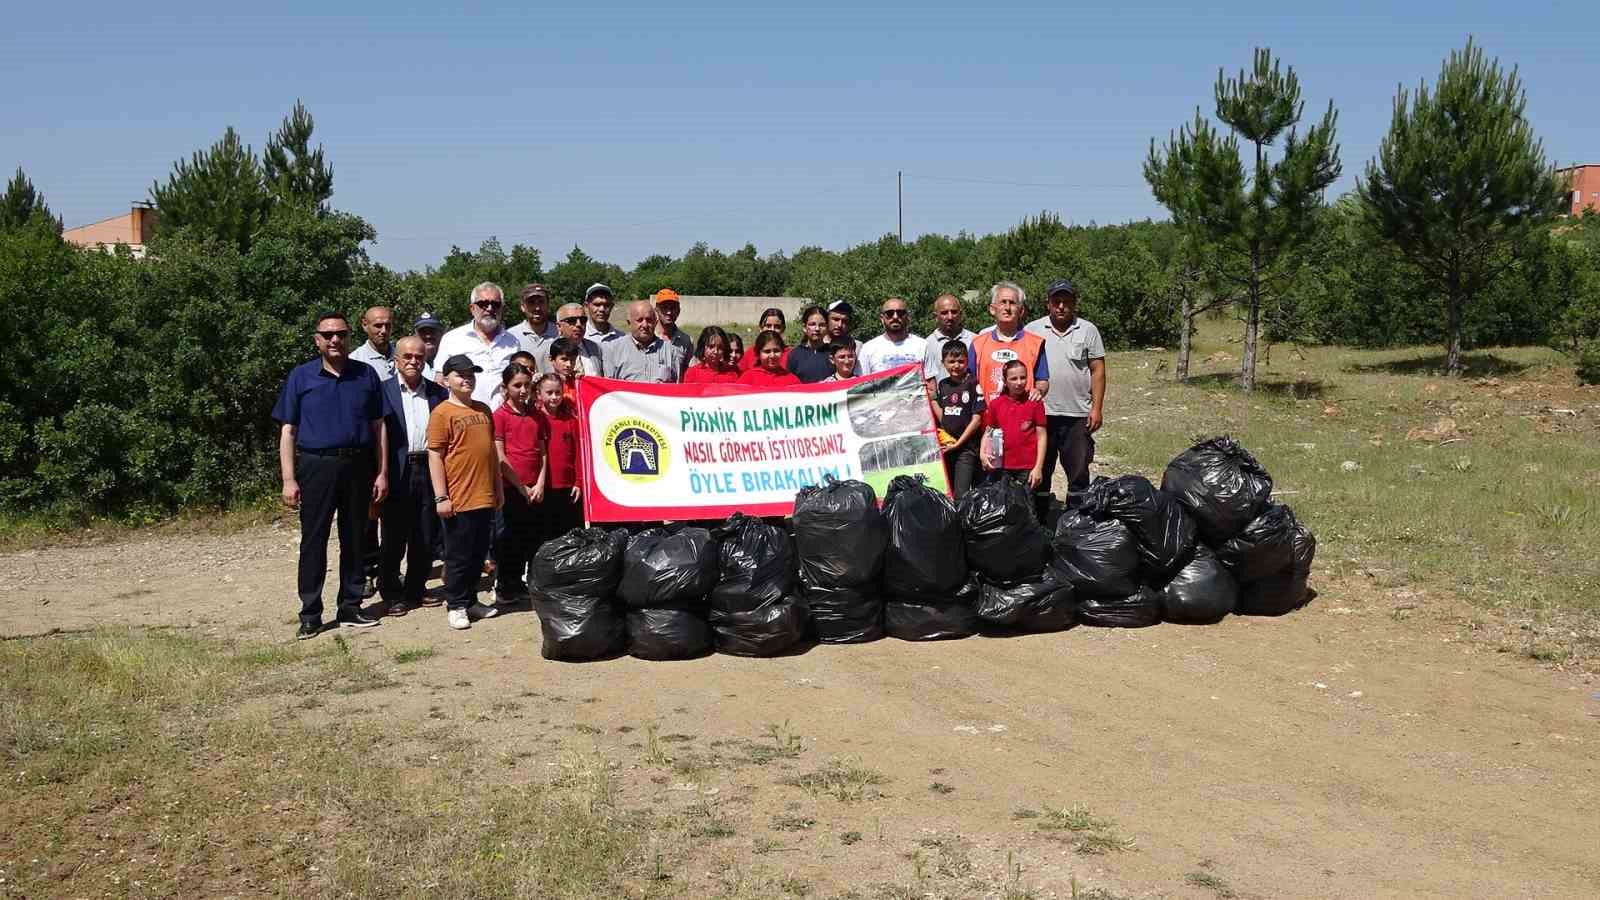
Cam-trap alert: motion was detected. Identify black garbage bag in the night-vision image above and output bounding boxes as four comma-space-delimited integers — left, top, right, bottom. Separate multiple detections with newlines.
711, 596, 808, 657
976, 573, 1078, 632
959, 477, 1049, 582
619, 526, 718, 610
711, 513, 795, 612
1050, 510, 1141, 597
1237, 521, 1317, 616
1215, 503, 1298, 581
533, 590, 625, 661
883, 475, 967, 596
885, 599, 979, 641
625, 607, 711, 660
1161, 436, 1274, 544
1156, 546, 1238, 624
1083, 475, 1197, 575
1077, 585, 1162, 628
792, 476, 887, 588
800, 579, 883, 643
531, 527, 628, 597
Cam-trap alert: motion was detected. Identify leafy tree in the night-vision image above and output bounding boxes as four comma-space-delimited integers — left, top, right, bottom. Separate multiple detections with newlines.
545, 245, 625, 309
263, 100, 334, 209
149, 126, 273, 250
1358, 38, 1567, 374
1, 167, 61, 234
1146, 48, 1341, 390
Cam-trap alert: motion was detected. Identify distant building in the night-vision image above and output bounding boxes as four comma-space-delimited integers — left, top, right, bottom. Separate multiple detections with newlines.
62, 204, 157, 257
1557, 165, 1600, 216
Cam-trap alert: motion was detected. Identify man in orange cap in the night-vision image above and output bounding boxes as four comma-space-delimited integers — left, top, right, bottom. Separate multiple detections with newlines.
653, 288, 693, 380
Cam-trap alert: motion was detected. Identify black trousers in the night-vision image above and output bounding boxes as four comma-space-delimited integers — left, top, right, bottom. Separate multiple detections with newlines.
943, 446, 980, 499
541, 487, 583, 542
295, 450, 374, 626
379, 460, 439, 605
1039, 415, 1094, 515
441, 508, 494, 611
495, 489, 542, 597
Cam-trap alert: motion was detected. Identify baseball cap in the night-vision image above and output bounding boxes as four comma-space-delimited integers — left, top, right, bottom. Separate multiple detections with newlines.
584, 283, 614, 301
653, 288, 681, 306
413, 312, 444, 333
520, 283, 549, 301
1047, 279, 1078, 298
826, 299, 856, 319
440, 354, 482, 376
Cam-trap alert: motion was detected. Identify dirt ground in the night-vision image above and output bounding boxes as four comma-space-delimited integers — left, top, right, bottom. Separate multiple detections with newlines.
2, 523, 1596, 899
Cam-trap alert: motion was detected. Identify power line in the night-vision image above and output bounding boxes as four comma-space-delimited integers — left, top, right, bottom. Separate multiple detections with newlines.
901, 172, 1145, 190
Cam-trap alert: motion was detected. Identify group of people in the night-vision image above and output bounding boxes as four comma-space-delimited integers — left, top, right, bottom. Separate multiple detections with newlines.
272, 278, 1106, 640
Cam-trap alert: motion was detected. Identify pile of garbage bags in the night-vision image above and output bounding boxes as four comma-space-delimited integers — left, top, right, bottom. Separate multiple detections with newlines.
528, 438, 1315, 661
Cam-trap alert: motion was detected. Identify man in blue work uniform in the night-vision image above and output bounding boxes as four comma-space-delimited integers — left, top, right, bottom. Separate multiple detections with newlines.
273, 311, 390, 639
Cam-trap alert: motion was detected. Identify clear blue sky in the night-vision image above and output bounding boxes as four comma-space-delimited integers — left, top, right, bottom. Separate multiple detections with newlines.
6, 1, 1596, 273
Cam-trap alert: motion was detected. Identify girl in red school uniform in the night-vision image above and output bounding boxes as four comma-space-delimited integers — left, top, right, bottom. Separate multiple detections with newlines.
738, 331, 801, 387
682, 326, 743, 384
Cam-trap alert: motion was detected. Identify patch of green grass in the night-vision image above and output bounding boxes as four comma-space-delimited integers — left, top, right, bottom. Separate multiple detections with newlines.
1184, 870, 1237, 897
1035, 804, 1136, 855
1102, 325, 1600, 626
391, 646, 438, 664
771, 814, 816, 832
784, 757, 887, 802
840, 830, 863, 845
746, 719, 805, 764
0, 627, 701, 899
1011, 807, 1040, 819
1070, 880, 1130, 900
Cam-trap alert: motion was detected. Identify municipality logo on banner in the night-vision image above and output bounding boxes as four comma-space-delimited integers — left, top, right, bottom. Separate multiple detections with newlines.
603, 417, 669, 482
575, 365, 946, 523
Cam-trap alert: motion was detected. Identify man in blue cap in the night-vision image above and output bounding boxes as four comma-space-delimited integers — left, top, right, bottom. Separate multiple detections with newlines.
1025, 279, 1106, 520
413, 312, 445, 382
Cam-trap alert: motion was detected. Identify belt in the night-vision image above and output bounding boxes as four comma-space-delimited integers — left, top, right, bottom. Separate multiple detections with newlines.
406, 451, 429, 461
298, 446, 369, 458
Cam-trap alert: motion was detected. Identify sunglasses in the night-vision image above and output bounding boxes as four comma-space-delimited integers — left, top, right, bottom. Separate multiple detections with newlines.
474, 301, 503, 310
560, 316, 585, 325
316, 329, 350, 339
881, 310, 909, 318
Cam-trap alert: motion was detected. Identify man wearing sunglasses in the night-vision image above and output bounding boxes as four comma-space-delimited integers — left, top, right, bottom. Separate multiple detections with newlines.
857, 297, 927, 376
273, 311, 390, 639
434, 281, 521, 408
550, 302, 602, 375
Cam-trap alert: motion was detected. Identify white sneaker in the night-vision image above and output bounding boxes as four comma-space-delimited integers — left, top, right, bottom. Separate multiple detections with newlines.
447, 609, 470, 630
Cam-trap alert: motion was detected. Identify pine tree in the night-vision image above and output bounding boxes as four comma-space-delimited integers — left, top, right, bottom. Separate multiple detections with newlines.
263, 100, 334, 209
1145, 48, 1341, 391
1, 167, 62, 234
149, 127, 273, 249
1358, 39, 1566, 375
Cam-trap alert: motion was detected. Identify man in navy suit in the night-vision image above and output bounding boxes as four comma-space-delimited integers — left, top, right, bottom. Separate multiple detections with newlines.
377, 336, 449, 616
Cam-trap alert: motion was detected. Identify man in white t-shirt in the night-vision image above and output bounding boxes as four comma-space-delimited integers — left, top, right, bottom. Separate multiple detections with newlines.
857, 297, 926, 376
434, 281, 521, 409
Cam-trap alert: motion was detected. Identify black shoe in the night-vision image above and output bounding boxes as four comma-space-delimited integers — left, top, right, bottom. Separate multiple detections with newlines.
465, 602, 500, 622
296, 621, 321, 640
338, 613, 380, 629
383, 599, 413, 617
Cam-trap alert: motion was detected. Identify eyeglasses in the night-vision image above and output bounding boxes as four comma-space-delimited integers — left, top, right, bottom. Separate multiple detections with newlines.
881, 310, 908, 318
316, 329, 350, 339
560, 316, 585, 325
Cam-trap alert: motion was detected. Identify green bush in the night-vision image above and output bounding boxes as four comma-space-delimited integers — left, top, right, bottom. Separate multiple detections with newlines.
1576, 343, 1600, 386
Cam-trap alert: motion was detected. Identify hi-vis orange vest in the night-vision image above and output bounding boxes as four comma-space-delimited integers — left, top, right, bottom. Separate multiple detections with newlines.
971, 326, 1045, 403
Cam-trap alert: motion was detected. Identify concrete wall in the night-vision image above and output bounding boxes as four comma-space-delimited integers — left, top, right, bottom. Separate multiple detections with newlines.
1560, 166, 1600, 216
674, 295, 813, 328
62, 207, 155, 258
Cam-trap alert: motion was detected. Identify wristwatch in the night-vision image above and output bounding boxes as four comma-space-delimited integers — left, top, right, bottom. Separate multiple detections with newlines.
434, 495, 450, 503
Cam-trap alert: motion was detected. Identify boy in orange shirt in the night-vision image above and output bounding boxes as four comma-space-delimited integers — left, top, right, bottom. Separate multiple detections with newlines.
428, 354, 504, 630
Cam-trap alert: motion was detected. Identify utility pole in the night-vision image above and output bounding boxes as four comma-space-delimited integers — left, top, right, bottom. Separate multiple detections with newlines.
897, 170, 903, 244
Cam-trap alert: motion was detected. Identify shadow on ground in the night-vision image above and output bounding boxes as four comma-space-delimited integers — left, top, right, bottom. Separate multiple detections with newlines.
1182, 372, 1331, 400
1343, 353, 1532, 378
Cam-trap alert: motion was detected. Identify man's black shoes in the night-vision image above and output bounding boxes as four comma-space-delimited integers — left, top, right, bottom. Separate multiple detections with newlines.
296, 621, 321, 640
338, 613, 380, 629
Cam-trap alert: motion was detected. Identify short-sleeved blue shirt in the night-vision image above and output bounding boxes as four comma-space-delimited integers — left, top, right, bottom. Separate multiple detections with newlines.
271, 358, 384, 450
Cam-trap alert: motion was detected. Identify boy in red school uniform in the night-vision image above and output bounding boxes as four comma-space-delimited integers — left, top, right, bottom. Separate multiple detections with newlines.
979, 359, 1046, 490
547, 338, 582, 404
535, 374, 584, 540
